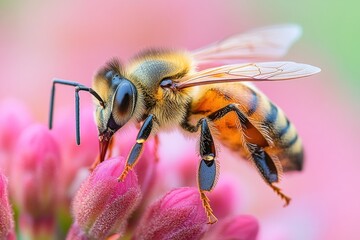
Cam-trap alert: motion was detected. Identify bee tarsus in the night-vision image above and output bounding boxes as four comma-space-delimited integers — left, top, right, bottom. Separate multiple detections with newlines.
118, 114, 156, 181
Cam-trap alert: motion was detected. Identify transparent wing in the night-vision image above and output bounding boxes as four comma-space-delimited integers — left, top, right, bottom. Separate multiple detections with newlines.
177, 62, 320, 89
192, 24, 302, 65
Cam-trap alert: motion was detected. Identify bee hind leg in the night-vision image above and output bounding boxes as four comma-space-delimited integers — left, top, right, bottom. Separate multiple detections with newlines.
197, 118, 219, 224
207, 104, 291, 206
117, 114, 156, 182
247, 143, 291, 206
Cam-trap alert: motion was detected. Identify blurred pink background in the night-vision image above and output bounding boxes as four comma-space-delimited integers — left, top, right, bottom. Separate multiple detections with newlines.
1, 1, 359, 239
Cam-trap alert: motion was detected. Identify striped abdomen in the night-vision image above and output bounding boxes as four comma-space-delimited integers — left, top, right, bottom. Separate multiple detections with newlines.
245, 86, 303, 171
190, 83, 303, 172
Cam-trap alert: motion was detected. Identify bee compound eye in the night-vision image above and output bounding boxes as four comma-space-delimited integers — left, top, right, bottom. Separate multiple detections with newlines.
112, 80, 137, 125
160, 78, 173, 88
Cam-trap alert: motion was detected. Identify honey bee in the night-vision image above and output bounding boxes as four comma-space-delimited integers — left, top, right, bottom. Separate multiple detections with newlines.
49, 24, 320, 223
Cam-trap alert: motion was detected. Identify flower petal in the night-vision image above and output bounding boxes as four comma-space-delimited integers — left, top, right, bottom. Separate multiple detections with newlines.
134, 187, 208, 240
205, 215, 259, 240
0, 173, 15, 239
11, 124, 61, 217
70, 157, 142, 239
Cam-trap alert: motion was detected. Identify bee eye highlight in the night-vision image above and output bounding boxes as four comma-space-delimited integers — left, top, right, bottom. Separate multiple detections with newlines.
160, 79, 173, 88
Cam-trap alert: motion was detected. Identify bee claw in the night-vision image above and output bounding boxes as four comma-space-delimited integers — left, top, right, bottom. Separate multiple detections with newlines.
200, 191, 218, 225
117, 166, 131, 182
270, 184, 291, 206
207, 214, 218, 224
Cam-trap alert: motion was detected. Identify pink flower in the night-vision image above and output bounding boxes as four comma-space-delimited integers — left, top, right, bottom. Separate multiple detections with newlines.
51, 107, 98, 193
0, 103, 260, 239
51, 107, 99, 231
67, 157, 142, 239
0, 99, 32, 151
0, 99, 32, 176
69, 159, 258, 240
159, 146, 240, 220
0, 173, 15, 240
204, 215, 259, 240
133, 187, 209, 240
11, 124, 61, 239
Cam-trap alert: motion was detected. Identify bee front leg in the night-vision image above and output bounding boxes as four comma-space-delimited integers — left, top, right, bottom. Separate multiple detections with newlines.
197, 118, 219, 224
117, 114, 156, 182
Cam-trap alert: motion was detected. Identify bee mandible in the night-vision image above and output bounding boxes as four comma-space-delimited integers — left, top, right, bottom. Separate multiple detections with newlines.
49, 24, 321, 223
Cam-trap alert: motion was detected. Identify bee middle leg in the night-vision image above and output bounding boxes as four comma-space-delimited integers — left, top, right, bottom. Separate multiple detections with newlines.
117, 114, 156, 182
207, 104, 291, 206
178, 117, 221, 223
197, 118, 219, 224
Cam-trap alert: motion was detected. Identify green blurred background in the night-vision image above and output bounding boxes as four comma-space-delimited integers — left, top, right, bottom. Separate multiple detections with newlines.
243, 0, 360, 102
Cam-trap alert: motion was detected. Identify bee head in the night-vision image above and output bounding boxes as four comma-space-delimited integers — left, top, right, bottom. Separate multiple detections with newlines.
93, 59, 138, 162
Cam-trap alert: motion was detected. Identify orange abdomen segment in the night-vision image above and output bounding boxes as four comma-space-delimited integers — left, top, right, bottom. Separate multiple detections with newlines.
190, 83, 303, 172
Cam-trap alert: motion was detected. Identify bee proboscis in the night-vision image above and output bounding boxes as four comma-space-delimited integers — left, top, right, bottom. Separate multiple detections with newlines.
49, 24, 320, 223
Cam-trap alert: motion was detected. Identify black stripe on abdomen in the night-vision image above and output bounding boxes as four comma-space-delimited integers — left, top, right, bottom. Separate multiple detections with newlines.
265, 102, 278, 124
279, 118, 291, 137
247, 88, 258, 116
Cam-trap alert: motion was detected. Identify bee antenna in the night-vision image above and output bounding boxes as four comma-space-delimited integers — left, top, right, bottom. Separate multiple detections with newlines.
49, 79, 104, 145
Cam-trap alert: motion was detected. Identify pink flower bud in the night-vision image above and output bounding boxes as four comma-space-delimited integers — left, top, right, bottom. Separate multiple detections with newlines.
51, 107, 98, 192
0, 99, 32, 176
0, 99, 32, 151
204, 215, 259, 240
0, 173, 15, 240
66, 222, 88, 240
51, 106, 99, 231
12, 124, 61, 217
68, 157, 142, 239
134, 187, 208, 240
11, 124, 60, 239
